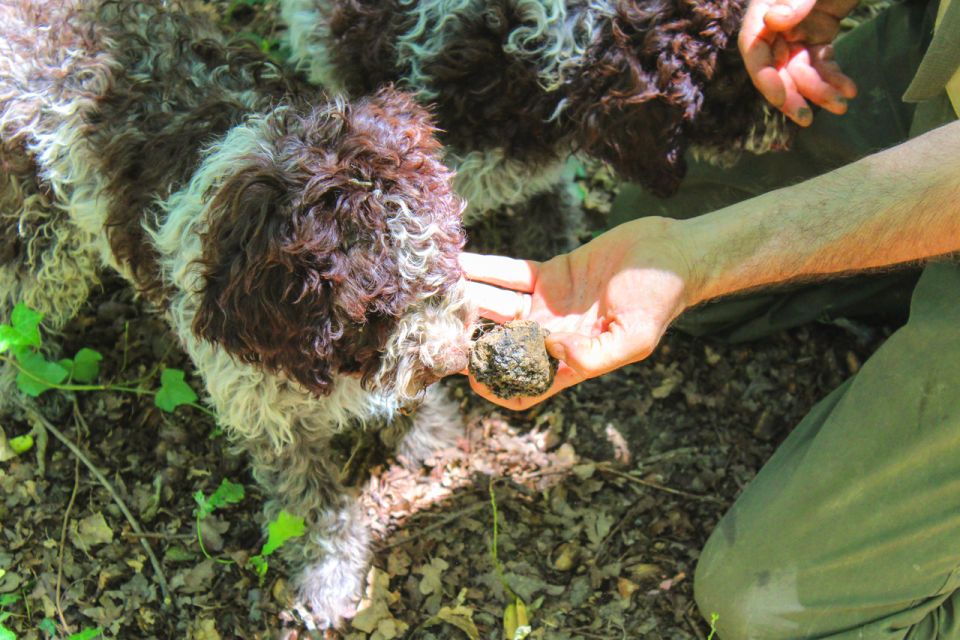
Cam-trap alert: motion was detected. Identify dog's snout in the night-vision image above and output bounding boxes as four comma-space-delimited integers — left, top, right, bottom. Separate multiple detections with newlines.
429, 341, 470, 378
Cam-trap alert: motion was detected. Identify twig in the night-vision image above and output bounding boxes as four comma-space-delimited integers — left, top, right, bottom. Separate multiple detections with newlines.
374, 500, 487, 552
55, 453, 80, 634
597, 463, 725, 505
594, 500, 651, 563
566, 627, 618, 639
122, 531, 193, 541
25, 403, 175, 608
636, 446, 702, 466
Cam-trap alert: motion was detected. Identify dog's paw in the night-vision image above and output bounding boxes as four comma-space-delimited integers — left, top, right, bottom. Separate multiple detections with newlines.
396, 385, 464, 466
291, 555, 365, 631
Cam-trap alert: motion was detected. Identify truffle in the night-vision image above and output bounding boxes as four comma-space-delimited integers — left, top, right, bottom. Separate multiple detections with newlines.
469, 320, 558, 399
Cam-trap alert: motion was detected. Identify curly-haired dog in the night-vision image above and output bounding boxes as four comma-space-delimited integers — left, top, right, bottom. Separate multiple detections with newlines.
281, 0, 792, 249
0, 0, 474, 628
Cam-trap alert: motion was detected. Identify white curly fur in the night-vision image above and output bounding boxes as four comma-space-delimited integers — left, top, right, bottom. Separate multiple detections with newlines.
1, 0, 471, 629
281, 0, 342, 89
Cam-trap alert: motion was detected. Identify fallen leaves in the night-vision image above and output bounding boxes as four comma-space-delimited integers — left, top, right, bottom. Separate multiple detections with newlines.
72, 513, 114, 549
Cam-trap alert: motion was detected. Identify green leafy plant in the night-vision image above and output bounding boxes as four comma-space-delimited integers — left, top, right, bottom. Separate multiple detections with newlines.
194, 478, 246, 563
192, 480, 305, 582
66, 629, 103, 640
249, 510, 306, 584
37, 618, 56, 638
488, 480, 531, 640
0, 303, 212, 416
0, 594, 19, 640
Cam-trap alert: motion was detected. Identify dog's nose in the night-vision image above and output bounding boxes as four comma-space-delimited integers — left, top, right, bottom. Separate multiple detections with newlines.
428, 342, 471, 379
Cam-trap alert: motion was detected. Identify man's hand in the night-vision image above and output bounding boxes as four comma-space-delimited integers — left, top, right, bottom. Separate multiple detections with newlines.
461, 218, 696, 410
739, 0, 859, 126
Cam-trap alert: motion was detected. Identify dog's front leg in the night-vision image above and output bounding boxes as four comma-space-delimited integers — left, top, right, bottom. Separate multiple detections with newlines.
247, 432, 369, 631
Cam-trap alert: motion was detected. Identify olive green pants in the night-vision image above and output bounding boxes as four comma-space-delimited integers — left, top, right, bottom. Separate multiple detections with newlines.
695, 261, 960, 639
605, 0, 960, 637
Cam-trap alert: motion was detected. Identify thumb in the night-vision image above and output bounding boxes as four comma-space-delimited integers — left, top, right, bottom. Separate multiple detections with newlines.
764, 0, 817, 31
546, 327, 653, 379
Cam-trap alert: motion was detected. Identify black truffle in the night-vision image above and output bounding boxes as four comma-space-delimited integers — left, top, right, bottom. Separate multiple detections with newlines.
469, 320, 558, 399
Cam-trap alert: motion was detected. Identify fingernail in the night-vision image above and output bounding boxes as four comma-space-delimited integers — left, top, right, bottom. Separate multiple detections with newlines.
796, 107, 812, 124
835, 97, 848, 109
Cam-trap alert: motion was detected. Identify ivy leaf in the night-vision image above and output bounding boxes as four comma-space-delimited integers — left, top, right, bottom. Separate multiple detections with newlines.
0, 303, 43, 353
194, 478, 245, 519
71, 348, 103, 383
249, 554, 268, 582
67, 628, 103, 640
0, 620, 14, 640
261, 510, 306, 557
247, 511, 307, 582
15, 347, 69, 397
39, 617, 57, 637
9, 434, 33, 455
155, 368, 198, 412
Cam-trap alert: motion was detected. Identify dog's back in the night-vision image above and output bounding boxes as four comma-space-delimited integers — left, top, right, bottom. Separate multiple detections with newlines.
0, 0, 312, 316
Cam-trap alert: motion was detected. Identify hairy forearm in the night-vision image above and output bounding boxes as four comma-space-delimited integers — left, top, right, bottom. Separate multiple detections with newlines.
682, 119, 960, 305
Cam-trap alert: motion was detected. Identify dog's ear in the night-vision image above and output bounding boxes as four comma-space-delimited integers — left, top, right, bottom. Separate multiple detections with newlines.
192, 155, 344, 395
568, 0, 744, 197
192, 89, 463, 396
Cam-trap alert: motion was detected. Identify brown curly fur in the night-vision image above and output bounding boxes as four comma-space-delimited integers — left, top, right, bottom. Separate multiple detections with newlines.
568, 0, 771, 195
291, 0, 790, 199
193, 91, 466, 396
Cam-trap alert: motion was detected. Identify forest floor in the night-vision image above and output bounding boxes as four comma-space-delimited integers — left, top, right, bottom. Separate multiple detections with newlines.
0, 246, 891, 640
0, 1, 895, 639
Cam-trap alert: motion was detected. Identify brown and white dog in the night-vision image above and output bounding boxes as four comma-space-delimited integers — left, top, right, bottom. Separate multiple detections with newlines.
0, 0, 474, 629
281, 0, 793, 245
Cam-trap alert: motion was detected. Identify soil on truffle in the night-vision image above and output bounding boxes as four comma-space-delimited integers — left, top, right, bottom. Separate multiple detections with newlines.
469, 320, 559, 399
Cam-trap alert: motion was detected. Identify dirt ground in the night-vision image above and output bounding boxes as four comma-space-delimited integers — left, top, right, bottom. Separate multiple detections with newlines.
0, 2, 896, 639
0, 261, 890, 640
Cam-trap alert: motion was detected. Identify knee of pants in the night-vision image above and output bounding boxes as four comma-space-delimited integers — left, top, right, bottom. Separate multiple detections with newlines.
694, 545, 749, 640
694, 533, 798, 640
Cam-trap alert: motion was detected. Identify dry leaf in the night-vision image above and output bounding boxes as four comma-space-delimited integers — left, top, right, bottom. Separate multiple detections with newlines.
72, 512, 114, 548
415, 557, 448, 596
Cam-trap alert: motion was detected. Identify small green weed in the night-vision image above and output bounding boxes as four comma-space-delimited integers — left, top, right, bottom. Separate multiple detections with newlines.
0, 596, 99, 640
707, 612, 719, 640
0, 303, 211, 418
488, 480, 532, 640
194, 478, 246, 564
248, 510, 306, 584
0, 594, 19, 640
192, 479, 305, 583
37, 618, 56, 638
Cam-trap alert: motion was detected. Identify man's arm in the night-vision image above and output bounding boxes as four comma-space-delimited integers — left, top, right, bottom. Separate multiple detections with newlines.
463, 120, 960, 410
685, 119, 960, 305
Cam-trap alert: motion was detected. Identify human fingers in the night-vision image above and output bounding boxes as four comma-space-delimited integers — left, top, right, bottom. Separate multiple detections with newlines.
763, 0, 818, 31
781, 9, 841, 43
546, 321, 658, 381
740, 1, 788, 108
811, 44, 857, 99
459, 252, 539, 292
776, 61, 814, 125
467, 365, 583, 411
465, 281, 531, 323
784, 48, 848, 114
